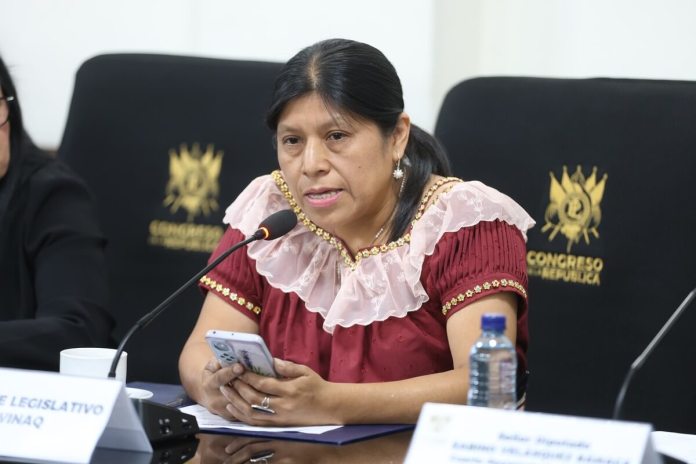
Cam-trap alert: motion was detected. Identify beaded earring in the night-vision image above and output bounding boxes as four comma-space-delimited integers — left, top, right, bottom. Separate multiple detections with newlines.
393, 158, 404, 180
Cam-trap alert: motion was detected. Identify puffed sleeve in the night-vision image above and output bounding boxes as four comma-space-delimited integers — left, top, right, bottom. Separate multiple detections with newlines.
428, 220, 529, 398
425, 219, 529, 368
198, 227, 266, 323
428, 220, 528, 315
0, 160, 113, 371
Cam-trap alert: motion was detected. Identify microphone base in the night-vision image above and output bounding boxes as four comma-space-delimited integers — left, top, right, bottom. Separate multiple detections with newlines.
130, 398, 199, 443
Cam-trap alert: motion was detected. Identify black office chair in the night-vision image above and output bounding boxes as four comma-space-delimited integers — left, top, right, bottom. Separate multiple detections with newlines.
58, 54, 283, 383
435, 76, 696, 433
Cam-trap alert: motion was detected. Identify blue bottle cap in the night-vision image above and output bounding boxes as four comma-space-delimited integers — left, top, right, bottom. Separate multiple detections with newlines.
481, 314, 506, 332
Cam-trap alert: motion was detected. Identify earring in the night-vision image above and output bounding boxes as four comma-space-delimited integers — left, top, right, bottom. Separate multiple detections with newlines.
393, 158, 404, 180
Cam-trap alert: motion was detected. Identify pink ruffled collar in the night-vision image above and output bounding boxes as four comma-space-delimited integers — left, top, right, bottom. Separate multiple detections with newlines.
223, 171, 535, 333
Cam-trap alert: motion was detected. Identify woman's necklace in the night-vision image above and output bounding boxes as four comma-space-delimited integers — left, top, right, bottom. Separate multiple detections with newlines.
335, 206, 395, 288
369, 203, 397, 247
336, 226, 380, 289
370, 224, 386, 246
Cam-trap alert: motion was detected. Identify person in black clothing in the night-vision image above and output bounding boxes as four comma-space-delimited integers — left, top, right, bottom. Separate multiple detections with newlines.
0, 55, 113, 370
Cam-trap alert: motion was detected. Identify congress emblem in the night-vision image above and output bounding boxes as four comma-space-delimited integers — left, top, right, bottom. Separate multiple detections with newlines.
541, 166, 608, 253
163, 143, 223, 221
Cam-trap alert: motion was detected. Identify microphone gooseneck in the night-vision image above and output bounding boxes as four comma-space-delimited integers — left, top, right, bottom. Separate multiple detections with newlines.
612, 286, 696, 420
107, 209, 297, 378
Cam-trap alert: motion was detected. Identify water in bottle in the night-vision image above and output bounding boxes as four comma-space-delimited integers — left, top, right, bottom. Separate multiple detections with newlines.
467, 313, 517, 409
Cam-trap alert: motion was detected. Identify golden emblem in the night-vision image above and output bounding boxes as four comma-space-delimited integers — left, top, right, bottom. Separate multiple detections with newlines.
541, 166, 607, 253
163, 143, 223, 221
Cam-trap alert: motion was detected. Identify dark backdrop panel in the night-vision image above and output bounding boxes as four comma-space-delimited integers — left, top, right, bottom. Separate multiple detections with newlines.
435, 77, 696, 433
59, 54, 283, 383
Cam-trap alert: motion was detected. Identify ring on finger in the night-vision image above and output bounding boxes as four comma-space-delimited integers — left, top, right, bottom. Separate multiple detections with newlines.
249, 451, 274, 463
251, 396, 275, 414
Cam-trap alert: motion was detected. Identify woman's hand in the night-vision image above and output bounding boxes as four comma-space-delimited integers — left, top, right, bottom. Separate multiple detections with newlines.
193, 434, 273, 464
224, 358, 338, 426
195, 433, 333, 464
198, 357, 247, 421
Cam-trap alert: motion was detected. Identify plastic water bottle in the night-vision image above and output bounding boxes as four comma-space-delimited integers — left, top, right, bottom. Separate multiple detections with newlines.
467, 314, 517, 409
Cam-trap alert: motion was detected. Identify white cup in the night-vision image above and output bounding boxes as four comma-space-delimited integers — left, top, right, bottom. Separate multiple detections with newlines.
59, 347, 127, 383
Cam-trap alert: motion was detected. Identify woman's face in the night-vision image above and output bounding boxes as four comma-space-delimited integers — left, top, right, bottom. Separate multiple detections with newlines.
277, 93, 409, 245
0, 91, 9, 179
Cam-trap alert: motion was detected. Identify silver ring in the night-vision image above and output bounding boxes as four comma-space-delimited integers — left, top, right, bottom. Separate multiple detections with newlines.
251, 396, 275, 414
249, 451, 274, 463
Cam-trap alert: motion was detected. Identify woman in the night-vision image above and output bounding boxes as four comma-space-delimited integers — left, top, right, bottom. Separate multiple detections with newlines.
179, 39, 534, 425
0, 56, 113, 370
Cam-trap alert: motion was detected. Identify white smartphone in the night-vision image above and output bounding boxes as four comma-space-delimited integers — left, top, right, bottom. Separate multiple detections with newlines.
205, 330, 277, 377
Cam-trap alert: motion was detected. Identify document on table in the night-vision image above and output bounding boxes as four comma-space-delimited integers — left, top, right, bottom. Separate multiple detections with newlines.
181, 404, 342, 435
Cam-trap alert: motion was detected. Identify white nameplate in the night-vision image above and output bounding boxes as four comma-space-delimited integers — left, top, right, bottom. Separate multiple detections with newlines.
405, 402, 661, 464
0, 367, 152, 463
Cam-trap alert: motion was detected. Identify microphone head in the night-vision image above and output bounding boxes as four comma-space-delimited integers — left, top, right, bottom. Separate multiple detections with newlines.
256, 209, 298, 240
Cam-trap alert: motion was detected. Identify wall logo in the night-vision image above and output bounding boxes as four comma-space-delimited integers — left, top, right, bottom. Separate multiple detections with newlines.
542, 165, 607, 253
148, 143, 225, 253
527, 166, 608, 286
163, 143, 223, 221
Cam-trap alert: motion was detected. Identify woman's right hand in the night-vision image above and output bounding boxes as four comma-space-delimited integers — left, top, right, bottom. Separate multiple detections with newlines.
178, 292, 262, 419
199, 357, 246, 420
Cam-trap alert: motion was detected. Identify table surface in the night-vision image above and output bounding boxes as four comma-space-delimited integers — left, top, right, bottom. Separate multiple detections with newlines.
83, 383, 691, 464
115, 382, 414, 463
1, 382, 687, 463
92, 429, 691, 464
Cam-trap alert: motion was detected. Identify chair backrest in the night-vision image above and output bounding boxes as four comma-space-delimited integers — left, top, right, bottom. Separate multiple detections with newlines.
435, 76, 696, 433
58, 54, 283, 383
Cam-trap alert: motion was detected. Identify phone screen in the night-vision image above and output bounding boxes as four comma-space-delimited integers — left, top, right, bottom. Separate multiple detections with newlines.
234, 340, 275, 377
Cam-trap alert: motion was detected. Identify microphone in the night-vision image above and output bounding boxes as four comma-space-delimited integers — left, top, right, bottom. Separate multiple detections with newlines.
612, 286, 696, 420
106, 209, 297, 442
253, 208, 299, 240
108, 208, 296, 378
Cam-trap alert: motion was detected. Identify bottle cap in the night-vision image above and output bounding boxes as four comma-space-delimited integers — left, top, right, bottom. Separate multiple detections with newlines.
481, 314, 506, 332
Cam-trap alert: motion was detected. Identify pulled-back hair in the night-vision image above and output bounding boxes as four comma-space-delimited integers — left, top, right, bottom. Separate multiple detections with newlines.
266, 38, 452, 241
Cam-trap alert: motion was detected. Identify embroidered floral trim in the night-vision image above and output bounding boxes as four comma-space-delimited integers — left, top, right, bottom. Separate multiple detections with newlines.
411, 176, 462, 224
271, 170, 462, 270
221, 174, 535, 333
441, 278, 528, 316
200, 275, 262, 315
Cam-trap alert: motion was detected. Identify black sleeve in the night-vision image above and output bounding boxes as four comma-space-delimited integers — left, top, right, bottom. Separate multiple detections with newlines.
0, 161, 113, 371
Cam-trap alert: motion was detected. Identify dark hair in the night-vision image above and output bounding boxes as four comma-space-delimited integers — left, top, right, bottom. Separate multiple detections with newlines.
266, 38, 452, 241
0, 56, 23, 152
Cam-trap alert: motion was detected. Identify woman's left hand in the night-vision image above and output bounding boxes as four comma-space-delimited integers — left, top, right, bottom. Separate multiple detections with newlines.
222, 358, 339, 426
